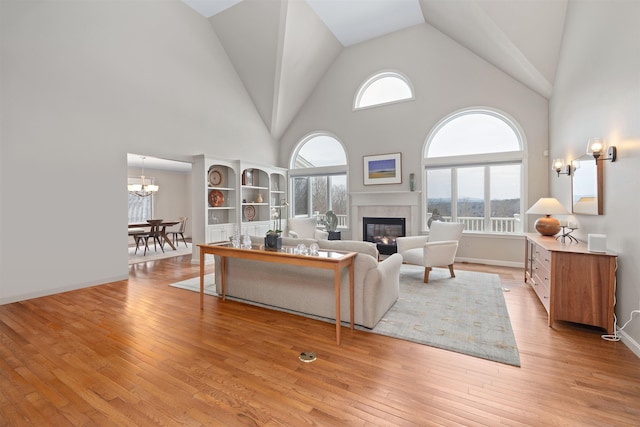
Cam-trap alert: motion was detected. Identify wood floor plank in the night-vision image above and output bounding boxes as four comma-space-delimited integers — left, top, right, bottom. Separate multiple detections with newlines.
1, 255, 639, 426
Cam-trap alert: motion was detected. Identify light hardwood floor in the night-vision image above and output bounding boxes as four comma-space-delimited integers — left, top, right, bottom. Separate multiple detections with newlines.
1, 255, 639, 426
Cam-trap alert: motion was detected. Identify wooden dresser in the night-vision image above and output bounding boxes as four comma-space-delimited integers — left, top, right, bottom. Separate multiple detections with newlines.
524, 233, 617, 334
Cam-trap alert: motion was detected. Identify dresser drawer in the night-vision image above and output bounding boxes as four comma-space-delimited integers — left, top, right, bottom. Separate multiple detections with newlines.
532, 270, 551, 313
533, 245, 551, 272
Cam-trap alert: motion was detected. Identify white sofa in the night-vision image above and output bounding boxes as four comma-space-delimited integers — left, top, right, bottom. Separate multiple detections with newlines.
214, 236, 403, 328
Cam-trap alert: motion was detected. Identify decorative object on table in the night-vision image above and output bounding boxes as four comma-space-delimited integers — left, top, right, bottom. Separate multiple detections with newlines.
556, 226, 578, 244
264, 229, 282, 250
588, 233, 607, 252
242, 168, 253, 186
309, 243, 319, 256
525, 197, 570, 236
328, 231, 341, 240
243, 205, 256, 221
363, 152, 402, 185
208, 190, 224, 207
242, 229, 252, 249
208, 167, 224, 187
427, 208, 443, 227
256, 193, 263, 203
231, 225, 241, 248
321, 210, 338, 232
265, 206, 283, 250
128, 156, 159, 197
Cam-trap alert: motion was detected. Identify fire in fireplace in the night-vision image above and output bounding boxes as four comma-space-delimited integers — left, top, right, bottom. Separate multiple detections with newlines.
363, 217, 406, 255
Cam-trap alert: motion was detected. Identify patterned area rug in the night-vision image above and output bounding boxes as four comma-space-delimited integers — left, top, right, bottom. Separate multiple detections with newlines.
373, 265, 520, 366
169, 265, 520, 366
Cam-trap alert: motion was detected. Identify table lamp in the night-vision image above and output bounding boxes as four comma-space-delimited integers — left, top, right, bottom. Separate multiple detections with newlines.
526, 197, 570, 236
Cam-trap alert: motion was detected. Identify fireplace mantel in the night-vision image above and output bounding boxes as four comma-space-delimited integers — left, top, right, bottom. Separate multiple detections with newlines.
351, 191, 421, 239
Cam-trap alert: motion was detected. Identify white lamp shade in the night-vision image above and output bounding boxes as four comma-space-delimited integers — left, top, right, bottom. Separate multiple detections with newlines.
587, 138, 606, 156
526, 198, 570, 215
552, 158, 565, 171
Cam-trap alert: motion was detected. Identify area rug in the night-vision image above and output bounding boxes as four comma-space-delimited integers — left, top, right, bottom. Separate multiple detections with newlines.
168, 265, 520, 366
128, 243, 192, 265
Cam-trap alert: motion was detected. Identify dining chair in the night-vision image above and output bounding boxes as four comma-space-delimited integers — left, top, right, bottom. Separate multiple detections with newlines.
128, 228, 148, 254
143, 219, 165, 255
167, 216, 188, 248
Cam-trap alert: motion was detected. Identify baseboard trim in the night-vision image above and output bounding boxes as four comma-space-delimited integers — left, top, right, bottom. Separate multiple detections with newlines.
456, 256, 523, 269
0, 274, 129, 305
619, 328, 640, 359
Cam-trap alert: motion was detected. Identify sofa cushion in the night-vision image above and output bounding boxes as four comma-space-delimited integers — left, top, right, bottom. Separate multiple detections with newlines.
318, 239, 379, 259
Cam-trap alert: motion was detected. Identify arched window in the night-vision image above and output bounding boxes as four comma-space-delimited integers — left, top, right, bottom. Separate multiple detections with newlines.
290, 134, 348, 228
354, 71, 414, 110
424, 109, 525, 234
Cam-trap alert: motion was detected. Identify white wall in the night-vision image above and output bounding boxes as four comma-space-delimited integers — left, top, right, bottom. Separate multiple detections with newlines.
549, 1, 640, 353
280, 22, 550, 266
0, 0, 276, 303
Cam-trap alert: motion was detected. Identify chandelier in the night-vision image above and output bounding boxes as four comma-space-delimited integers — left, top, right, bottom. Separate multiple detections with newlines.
128, 156, 159, 197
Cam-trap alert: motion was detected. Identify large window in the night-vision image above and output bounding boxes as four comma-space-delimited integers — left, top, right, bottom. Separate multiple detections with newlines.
354, 71, 414, 110
424, 109, 524, 234
127, 177, 153, 222
290, 134, 348, 228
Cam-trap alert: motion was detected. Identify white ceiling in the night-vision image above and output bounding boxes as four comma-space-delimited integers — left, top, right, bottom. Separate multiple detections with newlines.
156, 0, 567, 170
181, 0, 566, 98
305, 0, 425, 47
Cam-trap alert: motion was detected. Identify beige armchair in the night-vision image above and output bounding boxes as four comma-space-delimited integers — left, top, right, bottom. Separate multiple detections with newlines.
287, 217, 329, 240
396, 221, 465, 283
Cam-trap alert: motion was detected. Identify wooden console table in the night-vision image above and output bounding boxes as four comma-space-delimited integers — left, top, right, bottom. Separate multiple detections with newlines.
198, 243, 357, 345
524, 233, 617, 333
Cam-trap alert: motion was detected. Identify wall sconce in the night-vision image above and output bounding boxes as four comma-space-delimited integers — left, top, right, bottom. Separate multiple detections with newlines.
552, 158, 571, 177
587, 138, 617, 162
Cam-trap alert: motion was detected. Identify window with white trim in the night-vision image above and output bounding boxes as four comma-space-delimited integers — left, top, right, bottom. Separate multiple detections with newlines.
424, 109, 524, 234
290, 134, 348, 228
354, 71, 414, 110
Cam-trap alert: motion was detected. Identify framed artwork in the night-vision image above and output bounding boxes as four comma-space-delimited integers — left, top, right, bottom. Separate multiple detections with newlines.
363, 152, 402, 185
242, 169, 253, 186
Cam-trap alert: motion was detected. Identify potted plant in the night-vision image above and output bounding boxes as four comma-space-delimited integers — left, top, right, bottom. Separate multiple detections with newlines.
265, 207, 282, 249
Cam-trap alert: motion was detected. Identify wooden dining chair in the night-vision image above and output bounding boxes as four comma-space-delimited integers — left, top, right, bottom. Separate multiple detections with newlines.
143, 219, 165, 255
128, 228, 148, 254
166, 216, 188, 248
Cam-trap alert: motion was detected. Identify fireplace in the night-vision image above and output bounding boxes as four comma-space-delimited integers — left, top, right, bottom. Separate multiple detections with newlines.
363, 217, 406, 255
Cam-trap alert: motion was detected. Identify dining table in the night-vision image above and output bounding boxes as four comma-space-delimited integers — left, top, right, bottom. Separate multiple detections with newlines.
128, 220, 180, 251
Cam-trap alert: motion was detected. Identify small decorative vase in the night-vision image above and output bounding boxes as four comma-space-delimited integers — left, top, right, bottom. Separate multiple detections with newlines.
264, 234, 281, 250
256, 193, 263, 203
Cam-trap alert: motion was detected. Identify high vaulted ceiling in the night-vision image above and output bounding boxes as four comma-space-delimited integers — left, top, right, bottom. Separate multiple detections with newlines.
181, 0, 567, 140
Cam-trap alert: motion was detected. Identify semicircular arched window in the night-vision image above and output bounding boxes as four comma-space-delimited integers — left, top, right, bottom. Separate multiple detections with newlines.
289, 134, 348, 228
354, 71, 414, 110
423, 109, 525, 235
292, 134, 347, 168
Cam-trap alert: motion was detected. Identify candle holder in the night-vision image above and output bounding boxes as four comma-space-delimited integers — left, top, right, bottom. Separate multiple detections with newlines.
556, 226, 579, 244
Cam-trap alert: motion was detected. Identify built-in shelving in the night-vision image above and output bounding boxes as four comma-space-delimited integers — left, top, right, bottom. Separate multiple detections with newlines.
193, 156, 288, 253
